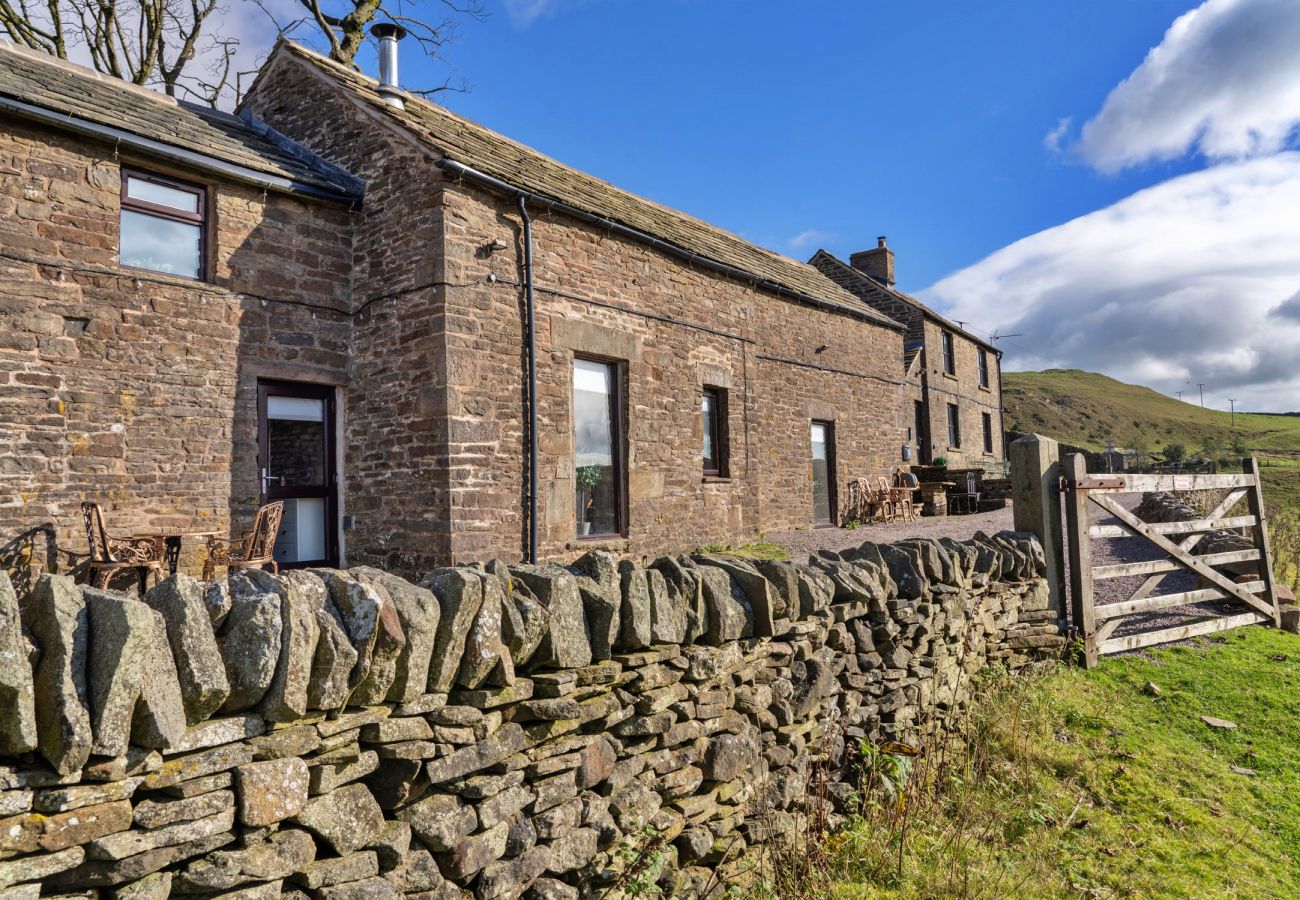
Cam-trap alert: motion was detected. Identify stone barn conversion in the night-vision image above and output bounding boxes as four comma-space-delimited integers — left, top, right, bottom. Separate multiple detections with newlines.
0, 38, 933, 581
811, 245, 1005, 470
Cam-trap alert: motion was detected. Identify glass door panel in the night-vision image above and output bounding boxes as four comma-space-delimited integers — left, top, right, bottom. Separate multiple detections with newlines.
811, 421, 834, 526
258, 381, 337, 567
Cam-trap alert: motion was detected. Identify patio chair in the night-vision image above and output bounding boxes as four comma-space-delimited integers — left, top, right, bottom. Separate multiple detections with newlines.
873, 477, 897, 524
892, 469, 919, 522
81, 502, 166, 591
846, 478, 871, 523
203, 501, 284, 580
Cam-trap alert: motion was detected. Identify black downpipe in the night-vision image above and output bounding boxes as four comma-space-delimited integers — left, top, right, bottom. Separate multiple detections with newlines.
518, 195, 539, 563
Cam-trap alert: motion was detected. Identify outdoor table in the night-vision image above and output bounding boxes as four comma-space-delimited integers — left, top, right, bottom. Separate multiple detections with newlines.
918, 481, 956, 517
155, 530, 222, 575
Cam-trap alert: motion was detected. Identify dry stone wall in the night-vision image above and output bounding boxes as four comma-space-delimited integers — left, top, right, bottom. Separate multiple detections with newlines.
1135, 492, 1256, 556
0, 532, 1062, 899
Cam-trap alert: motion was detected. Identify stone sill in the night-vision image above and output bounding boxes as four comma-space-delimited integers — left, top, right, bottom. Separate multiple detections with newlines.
701, 475, 732, 484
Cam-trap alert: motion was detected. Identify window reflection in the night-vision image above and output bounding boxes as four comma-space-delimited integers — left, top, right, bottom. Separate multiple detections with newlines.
574, 358, 620, 537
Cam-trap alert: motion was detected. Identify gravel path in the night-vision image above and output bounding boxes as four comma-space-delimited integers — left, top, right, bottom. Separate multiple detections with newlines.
1085, 494, 1248, 642
767, 507, 1015, 563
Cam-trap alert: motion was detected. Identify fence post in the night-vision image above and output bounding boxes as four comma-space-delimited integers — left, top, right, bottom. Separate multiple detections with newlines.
1244, 456, 1282, 628
1062, 453, 1098, 667
1009, 433, 1066, 631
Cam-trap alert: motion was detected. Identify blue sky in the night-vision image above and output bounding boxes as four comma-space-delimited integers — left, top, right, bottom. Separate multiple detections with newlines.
347, 0, 1300, 411
405, 1, 1200, 287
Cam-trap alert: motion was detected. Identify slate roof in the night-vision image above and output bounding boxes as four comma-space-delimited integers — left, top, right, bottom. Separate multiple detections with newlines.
262, 41, 902, 330
0, 42, 361, 201
809, 250, 999, 353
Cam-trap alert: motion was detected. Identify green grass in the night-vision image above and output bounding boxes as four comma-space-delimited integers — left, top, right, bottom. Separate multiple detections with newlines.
693, 540, 792, 561
1005, 369, 1300, 572
775, 628, 1300, 898
1004, 369, 1300, 456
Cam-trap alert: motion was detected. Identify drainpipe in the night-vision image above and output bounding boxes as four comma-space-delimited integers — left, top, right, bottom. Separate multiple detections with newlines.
518, 196, 539, 563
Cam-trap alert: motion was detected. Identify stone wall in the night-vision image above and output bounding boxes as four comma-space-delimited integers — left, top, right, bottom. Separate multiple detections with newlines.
1136, 492, 1256, 556
0, 531, 1063, 898
0, 115, 355, 578
245, 54, 912, 568
919, 319, 1003, 469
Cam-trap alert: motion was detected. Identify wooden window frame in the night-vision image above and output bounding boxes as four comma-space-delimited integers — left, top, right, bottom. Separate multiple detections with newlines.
573, 355, 627, 540
978, 348, 990, 388
947, 402, 961, 449
982, 411, 994, 454
941, 331, 956, 375
120, 167, 208, 281
702, 387, 729, 478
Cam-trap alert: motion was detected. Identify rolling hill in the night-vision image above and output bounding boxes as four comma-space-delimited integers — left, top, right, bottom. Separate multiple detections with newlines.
1003, 369, 1300, 454
1003, 369, 1300, 513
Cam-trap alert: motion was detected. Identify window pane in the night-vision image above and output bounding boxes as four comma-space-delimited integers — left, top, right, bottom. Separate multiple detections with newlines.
269, 397, 326, 487
702, 392, 717, 471
811, 422, 832, 525
574, 359, 619, 536
126, 175, 200, 213
121, 210, 201, 277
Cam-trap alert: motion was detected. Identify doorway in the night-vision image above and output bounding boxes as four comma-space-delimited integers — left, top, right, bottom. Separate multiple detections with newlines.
811, 420, 836, 526
257, 380, 338, 568
914, 401, 931, 465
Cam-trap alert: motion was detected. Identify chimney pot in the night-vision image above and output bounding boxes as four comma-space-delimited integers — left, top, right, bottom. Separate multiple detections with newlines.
877, 235, 887, 248
370, 22, 407, 110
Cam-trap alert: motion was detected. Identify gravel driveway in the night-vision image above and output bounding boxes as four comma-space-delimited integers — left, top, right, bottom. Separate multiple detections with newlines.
766, 507, 1015, 563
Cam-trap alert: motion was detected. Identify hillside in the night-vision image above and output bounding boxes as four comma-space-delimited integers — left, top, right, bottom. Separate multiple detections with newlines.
1003, 369, 1300, 454
1003, 369, 1300, 515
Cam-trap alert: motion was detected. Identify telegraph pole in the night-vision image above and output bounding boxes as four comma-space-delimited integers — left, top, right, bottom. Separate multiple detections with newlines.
1176, 390, 1184, 402
1197, 383, 1205, 407
1228, 398, 1237, 426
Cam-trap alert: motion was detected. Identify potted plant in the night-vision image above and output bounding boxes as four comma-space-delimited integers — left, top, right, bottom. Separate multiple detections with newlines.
576, 465, 603, 535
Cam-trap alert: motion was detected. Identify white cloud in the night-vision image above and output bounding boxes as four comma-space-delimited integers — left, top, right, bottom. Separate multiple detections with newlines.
503, 0, 586, 29
1043, 116, 1072, 155
1077, 0, 1300, 172
922, 153, 1300, 412
784, 229, 835, 252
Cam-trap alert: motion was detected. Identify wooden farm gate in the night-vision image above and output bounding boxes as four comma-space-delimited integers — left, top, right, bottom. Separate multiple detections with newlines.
1062, 454, 1281, 668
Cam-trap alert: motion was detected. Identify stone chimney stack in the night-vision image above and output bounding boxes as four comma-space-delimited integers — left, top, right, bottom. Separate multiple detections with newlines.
850, 236, 895, 286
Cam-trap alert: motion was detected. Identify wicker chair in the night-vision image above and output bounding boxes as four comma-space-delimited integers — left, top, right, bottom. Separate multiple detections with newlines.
203, 501, 284, 580
81, 502, 166, 591
892, 469, 919, 522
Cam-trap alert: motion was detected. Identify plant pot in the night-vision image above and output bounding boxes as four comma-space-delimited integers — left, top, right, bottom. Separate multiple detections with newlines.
578, 522, 592, 536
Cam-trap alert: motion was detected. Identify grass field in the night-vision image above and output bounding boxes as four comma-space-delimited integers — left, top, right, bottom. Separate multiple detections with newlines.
1003, 369, 1300, 456
761, 627, 1300, 899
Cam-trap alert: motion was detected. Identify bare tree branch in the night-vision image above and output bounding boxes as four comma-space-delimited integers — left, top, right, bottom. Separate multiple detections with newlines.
3, 0, 483, 106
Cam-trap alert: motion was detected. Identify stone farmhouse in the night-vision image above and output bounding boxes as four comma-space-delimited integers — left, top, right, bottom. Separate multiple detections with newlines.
810, 246, 1004, 469
0, 37, 1003, 581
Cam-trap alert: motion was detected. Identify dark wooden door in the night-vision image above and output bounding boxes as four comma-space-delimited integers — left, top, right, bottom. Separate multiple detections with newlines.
915, 401, 931, 465
257, 380, 338, 568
